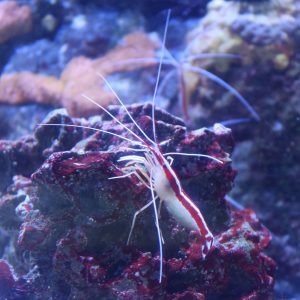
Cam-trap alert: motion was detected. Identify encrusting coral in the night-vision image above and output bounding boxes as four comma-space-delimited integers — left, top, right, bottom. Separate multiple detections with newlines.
0, 104, 275, 299
0, 72, 63, 106
0, 32, 158, 117
0, 1, 32, 44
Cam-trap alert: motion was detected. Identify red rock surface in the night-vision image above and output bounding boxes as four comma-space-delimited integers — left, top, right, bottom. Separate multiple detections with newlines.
0, 104, 275, 299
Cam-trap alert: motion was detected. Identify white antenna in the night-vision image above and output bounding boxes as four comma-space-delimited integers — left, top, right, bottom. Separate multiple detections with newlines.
81, 94, 146, 145
39, 123, 144, 146
152, 9, 171, 143
97, 73, 155, 145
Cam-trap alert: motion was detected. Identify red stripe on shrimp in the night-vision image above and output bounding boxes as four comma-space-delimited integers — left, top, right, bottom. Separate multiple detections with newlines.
164, 167, 211, 236
150, 145, 213, 241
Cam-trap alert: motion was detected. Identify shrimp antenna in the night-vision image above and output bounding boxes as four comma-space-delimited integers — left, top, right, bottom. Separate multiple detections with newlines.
163, 152, 224, 164
81, 94, 146, 145
218, 117, 251, 128
38, 123, 145, 146
152, 9, 171, 144
96, 73, 155, 146
224, 195, 244, 210
184, 65, 260, 121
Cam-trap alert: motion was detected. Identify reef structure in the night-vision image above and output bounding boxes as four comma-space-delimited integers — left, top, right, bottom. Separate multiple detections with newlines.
184, 0, 299, 122
0, 104, 275, 299
183, 1, 300, 296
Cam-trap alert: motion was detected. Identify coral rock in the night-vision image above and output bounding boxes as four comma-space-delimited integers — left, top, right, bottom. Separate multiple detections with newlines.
185, 0, 299, 121
0, 109, 84, 193
0, 103, 275, 299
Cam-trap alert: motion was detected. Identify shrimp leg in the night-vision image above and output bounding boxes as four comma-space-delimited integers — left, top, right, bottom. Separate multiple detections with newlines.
127, 196, 158, 245
149, 170, 164, 283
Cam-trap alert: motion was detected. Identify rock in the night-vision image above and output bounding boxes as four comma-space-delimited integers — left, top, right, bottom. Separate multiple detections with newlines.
0, 103, 275, 299
3, 39, 61, 76
0, 109, 84, 193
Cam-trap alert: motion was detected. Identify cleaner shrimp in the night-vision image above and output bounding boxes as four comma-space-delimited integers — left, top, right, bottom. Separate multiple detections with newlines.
40, 10, 230, 283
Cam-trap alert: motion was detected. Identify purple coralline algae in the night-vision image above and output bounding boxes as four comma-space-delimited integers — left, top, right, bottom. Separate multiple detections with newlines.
0, 104, 275, 299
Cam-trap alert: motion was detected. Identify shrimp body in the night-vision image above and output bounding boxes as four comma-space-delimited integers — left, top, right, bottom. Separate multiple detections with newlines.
41, 9, 223, 282
120, 143, 214, 258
